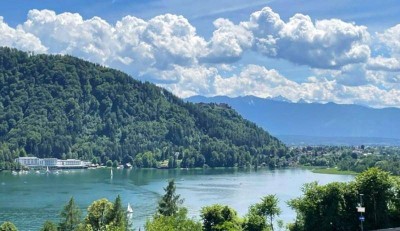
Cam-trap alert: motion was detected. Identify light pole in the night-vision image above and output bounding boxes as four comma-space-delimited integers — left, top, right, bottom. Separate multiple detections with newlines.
357, 193, 365, 231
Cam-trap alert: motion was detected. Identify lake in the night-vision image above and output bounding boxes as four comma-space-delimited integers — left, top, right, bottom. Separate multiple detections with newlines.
0, 168, 354, 230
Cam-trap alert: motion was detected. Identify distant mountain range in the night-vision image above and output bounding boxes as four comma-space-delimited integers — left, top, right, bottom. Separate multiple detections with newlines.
186, 95, 400, 146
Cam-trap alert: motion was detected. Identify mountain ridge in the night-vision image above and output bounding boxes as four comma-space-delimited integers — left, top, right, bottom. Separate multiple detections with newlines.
186, 95, 400, 145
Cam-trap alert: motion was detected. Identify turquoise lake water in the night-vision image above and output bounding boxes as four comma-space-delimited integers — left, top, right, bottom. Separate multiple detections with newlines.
0, 168, 354, 230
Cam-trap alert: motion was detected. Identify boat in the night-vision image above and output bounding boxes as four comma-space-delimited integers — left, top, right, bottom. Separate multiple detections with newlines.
124, 163, 132, 169
127, 203, 133, 213
46, 166, 50, 174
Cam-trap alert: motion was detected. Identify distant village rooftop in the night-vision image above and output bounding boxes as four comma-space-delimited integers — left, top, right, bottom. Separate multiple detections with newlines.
15, 157, 89, 169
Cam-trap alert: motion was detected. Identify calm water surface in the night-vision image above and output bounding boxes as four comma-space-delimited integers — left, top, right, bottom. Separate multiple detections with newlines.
0, 168, 354, 230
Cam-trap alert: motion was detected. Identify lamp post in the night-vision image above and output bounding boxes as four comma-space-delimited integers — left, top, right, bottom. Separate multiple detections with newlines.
357, 194, 365, 231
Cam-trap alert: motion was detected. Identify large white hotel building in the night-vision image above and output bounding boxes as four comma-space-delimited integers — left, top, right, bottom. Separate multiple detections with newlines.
15, 157, 89, 169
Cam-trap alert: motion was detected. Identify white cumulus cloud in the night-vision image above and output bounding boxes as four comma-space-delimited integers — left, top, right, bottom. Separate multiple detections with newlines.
367, 56, 400, 72
243, 7, 371, 69
378, 24, 400, 58
201, 18, 253, 63
0, 16, 47, 53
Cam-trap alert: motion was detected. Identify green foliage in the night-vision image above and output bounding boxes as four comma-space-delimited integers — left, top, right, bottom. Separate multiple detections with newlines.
109, 195, 128, 230
0, 222, 18, 231
157, 179, 183, 216
84, 198, 114, 231
243, 210, 267, 231
355, 167, 393, 230
145, 208, 202, 231
106, 160, 113, 167
75, 224, 93, 231
200, 204, 242, 231
59, 197, 82, 231
0, 47, 286, 169
250, 195, 281, 231
40, 221, 57, 231
289, 168, 400, 231
295, 146, 400, 175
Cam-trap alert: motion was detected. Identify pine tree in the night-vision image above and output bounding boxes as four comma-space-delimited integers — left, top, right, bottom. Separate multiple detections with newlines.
157, 179, 183, 216
110, 195, 127, 230
59, 197, 82, 231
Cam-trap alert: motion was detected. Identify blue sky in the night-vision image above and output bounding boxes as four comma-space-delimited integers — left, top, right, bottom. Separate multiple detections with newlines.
1, 0, 400, 107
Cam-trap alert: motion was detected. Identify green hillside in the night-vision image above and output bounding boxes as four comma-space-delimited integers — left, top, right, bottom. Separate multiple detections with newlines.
0, 47, 286, 169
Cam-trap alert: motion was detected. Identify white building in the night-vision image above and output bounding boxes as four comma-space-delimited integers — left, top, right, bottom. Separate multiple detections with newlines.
15, 157, 87, 169
15, 157, 41, 167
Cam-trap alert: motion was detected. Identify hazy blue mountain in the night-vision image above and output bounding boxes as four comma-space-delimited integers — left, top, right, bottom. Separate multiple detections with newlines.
186, 95, 400, 145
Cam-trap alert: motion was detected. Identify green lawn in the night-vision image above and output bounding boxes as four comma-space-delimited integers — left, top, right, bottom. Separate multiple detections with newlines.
310, 167, 358, 175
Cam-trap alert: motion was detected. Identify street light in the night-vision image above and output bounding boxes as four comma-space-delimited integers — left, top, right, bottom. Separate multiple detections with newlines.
357, 194, 365, 231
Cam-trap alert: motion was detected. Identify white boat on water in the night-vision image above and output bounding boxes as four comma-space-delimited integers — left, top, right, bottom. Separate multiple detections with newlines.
127, 203, 133, 213
46, 166, 50, 174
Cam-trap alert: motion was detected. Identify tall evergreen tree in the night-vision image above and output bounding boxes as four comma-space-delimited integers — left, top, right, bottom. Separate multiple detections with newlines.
110, 195, 128, 230
157, 179, 183, 216
59, 197, 82, 231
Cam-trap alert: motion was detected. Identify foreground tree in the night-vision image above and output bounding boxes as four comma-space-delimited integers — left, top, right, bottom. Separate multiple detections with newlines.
109, 195, 128, 230
256, 195, 281, 231
59, 197, 82, 231
243, 206, 267, 231
289, 168, 398, 231
40, 221, 57, 231
200, 204, 242, 231
355, 167, 393, 230
145, 207, 202, 231
289, 182, 356, 231
0, 222, 18, 231
85, 198, 114, 230
157, 179, 183, 216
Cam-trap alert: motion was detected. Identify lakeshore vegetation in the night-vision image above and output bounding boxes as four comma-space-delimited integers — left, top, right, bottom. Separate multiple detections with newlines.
2, 168, 400, 231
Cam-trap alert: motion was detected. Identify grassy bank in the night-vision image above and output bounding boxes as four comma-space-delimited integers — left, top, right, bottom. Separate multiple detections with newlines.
301, 166, 358, 175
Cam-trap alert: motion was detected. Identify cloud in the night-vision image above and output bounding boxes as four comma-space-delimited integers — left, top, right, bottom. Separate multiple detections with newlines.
158, 65, 219, 98
160, 64, 400, 108
213, 64, 298, 97
378, 24, 400, 58
244, 7, 371, 69
0, 16, 47, 53
367, 56, 400, 72
21, 9, 118, 64
201, 18, 253, 63
0, 8, 399, 108
139, 14, 207, 68
20, 9, 207, 76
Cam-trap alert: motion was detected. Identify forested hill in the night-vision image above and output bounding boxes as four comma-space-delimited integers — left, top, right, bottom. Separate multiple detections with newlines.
0, 47, 286, 169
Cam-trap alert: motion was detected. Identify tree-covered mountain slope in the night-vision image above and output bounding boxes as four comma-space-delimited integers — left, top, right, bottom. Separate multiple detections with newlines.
0, 47, 286, 169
